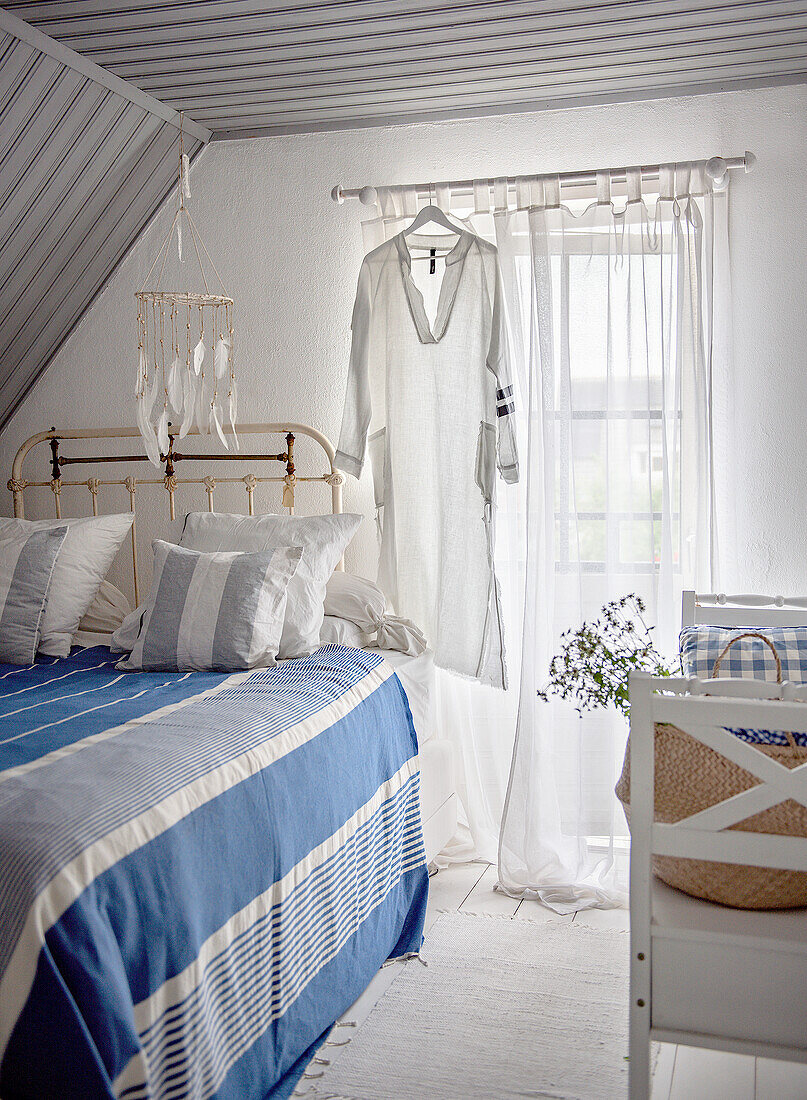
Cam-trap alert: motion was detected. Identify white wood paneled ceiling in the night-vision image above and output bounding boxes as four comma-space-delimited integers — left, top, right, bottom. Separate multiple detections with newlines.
1, 1, 806, 430
5, 0, 807, 137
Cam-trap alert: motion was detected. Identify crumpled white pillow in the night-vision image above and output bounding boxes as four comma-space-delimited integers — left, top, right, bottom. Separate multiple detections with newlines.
324, 572, 427, 655
0, 513, 134, 657
74, 580, 133, 649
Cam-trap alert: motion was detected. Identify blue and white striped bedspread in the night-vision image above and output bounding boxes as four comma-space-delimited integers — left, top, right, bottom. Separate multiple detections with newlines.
0, 644, 428, 1100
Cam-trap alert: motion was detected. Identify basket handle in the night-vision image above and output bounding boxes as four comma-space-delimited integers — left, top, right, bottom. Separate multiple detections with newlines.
712, 632, 783, 682
711, 632, 798, 749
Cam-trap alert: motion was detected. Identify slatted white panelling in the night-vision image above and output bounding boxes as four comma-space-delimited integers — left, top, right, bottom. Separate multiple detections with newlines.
0, 11, 207, 432
6, 0, 807, 137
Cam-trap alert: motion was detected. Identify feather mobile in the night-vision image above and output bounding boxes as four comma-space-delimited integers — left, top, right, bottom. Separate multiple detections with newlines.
135, 118, 236, 465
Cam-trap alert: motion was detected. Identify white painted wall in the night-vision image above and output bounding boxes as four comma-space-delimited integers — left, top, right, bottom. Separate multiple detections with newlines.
2, 84, 805, 593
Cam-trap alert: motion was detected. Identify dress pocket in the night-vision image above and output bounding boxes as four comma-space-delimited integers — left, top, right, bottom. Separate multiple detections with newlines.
475, 421, 497, 504
368, 427, 386, 536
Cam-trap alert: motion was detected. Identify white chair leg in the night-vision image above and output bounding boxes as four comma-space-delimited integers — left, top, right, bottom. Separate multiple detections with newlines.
629, 997, 651, 1100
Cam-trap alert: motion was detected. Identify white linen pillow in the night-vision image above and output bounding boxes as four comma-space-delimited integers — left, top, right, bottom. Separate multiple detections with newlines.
0, 514, 134, 657
179, 512, 362, 658
324, 571, 428, 655
0, 527, 67, 665
319, 615, 372, 649
118, 540, 302, 672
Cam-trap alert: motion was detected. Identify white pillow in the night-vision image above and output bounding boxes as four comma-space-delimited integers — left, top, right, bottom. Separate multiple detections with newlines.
324, 571, 428, 655
0, 514, 134, 657
118, 541, 301, 672
179, 512, 361, 658
319, 615, 372, 649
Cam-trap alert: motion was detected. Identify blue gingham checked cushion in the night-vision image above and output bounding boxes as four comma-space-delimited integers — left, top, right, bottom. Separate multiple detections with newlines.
679, 626, 807, 746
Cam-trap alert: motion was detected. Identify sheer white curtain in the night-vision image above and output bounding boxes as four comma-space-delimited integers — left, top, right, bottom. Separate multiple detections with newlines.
359, 166, 729, 895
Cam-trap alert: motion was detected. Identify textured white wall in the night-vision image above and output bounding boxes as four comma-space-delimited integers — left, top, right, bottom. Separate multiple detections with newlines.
2, 84, 805, 592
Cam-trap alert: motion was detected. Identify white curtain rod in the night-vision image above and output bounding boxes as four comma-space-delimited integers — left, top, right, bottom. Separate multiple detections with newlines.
331, 151, 756, 205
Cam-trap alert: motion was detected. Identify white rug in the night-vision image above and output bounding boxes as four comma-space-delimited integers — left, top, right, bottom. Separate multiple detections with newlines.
306, 912, 630, 1099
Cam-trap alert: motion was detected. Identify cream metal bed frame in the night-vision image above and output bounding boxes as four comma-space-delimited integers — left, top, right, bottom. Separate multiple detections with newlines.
8, 423, 345, 605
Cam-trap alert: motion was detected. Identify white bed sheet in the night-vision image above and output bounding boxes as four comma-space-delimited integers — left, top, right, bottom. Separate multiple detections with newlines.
375, 647, 436, 746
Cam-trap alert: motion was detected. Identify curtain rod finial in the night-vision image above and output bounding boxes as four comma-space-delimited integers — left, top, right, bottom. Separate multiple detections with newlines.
705, 156, 728, 190
331, 185, 344, 204
744, 151, 757, 174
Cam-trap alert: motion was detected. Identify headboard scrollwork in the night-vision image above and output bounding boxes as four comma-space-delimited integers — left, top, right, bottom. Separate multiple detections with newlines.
9, 423, 346, 605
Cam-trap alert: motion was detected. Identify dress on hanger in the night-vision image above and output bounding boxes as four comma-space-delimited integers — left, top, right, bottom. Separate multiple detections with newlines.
336, 228, 518, 688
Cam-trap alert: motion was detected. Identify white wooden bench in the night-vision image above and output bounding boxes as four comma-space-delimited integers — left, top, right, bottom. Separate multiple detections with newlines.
629, 591, 807, 1097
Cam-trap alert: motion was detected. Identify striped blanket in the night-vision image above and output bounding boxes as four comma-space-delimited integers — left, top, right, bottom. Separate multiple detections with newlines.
0, 645, 428, 1100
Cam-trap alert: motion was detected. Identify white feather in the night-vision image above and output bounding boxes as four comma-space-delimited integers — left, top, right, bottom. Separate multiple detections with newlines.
183, 153, 191, 198
193, 339, 205, 376
228, 382, 239, 451
156, 407, 170, 455
147, 368, 161, 419
214, 336, 230, 380
135, 348, 146, 397
177, 218, 183, 262
210, 398, 229, 450
167, 356, 182, 410
136, 394, 161, 467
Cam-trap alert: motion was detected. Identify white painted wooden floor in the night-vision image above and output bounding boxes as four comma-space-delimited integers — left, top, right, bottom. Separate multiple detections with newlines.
333, 862, 807, 1100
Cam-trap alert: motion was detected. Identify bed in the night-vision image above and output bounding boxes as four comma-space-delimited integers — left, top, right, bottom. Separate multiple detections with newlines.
0, 422, 456, 1099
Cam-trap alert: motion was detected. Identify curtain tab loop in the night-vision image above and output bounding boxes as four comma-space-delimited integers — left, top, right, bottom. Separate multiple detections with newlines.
402, 186, 418, 218
435, 182, 451, 211
376, 186, 396, 218
473, 179, 492, 215
529, 176, 544, 209
674, 162, 692, 199
544, 174, 560, 208
659, 165, 674, 201
493, 176, 509, 214
626, 167, 642, 203
514, 175, 531, 211
596, 170, 611, 205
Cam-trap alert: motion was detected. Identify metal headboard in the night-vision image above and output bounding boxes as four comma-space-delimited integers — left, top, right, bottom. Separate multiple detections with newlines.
8, 423, 345, 605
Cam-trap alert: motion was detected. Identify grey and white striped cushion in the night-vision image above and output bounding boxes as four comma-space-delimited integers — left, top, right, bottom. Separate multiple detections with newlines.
0, 527, 68, 665
118, 541, 303, 672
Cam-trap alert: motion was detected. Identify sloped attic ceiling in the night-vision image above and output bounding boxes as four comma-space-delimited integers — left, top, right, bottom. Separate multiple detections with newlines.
0, 8, 209, 432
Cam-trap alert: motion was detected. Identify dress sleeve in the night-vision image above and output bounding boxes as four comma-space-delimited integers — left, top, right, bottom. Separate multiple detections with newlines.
487, 265, 519, 485
335, 261, 373, 479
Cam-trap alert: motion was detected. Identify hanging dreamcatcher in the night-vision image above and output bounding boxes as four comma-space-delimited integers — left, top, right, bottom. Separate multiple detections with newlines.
135, 117, 237, 467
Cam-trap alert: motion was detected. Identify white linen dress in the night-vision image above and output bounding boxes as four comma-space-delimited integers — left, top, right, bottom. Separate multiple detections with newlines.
335, 229, 518, 688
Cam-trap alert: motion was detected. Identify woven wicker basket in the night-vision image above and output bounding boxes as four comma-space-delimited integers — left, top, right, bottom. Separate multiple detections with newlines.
616, 633, 807, 909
